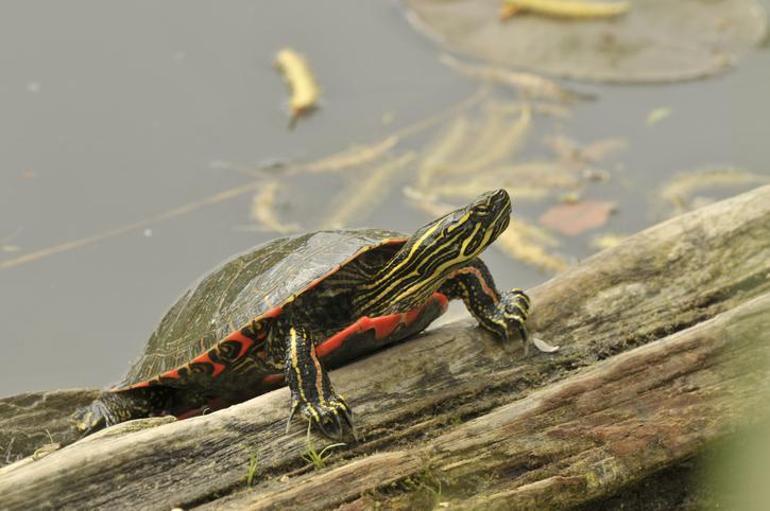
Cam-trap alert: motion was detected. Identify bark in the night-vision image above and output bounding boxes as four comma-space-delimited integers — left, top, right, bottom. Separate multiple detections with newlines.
1, 184, 769, 511
0, 388, 99, 466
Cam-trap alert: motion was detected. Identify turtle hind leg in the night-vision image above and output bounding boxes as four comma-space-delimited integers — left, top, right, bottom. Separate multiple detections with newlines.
69, 386, 175, 440
282, 325, 355, 441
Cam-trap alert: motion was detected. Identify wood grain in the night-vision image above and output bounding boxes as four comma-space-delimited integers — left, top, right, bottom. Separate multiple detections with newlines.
1, 184, 769, 510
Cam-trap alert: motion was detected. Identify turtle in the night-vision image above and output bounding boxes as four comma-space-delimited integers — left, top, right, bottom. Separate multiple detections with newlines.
70, 189, 549, 440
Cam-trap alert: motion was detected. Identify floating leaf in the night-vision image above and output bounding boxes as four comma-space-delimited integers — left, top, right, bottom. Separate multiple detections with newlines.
590, 232, 626, 250
660, 168, 770, 211
322, 153, 416, 229
501, 0, 631, 20
559, 191, 582, 204
304, 136, 399, 174
646, 107, 672, 126
459, 104, 507, 172
404, 0, 767, 82
417, 116, 469, 189
450, 104, 532, 175
495, 217, 569, 273
545, 135, 627, 167
0, 228, 22, 255
539, 200, 616, 235
274, 48, 320, 128
439, 54, 592, 101
417, 103, 535, 192
581, 137, 627, 163
432, 161, 581, 202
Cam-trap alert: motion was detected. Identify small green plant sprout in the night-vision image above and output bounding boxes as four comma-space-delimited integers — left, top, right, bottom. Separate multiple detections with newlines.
401, 463, 447, 510
245, 449, 260, 487
302, 422, 346, 470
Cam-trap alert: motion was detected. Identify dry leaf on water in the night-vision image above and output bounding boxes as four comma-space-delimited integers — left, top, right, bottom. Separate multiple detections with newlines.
322, 153, 417, 229
417, 116, 470, 189
439, 54, 593, 102
545, 135, 627, 166
275, 48, 320, 128
660, 168, 770, 211
431, 160, 581, 203
539, 200, 616, 236
646, 107, 672, 126
303, 136, 399, 174
501, 0, 631, 20
590, 232, 626, 250
405, 0, 767, 83
495, 218, 569, 273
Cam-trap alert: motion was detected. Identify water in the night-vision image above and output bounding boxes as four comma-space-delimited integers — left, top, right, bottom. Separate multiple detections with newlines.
1, 0, 769, 395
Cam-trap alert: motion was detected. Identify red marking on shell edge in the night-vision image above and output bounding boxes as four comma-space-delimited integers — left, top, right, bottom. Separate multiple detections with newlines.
122, 381, 149, 390
263, 306, 284, 319
191, 352, 226, 377
123, 368, 181, 389
226, 330, 255, 358
119, 239, 410, 393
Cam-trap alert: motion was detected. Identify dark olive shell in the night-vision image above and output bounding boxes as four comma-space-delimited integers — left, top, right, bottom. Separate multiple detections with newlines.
118, 229, 405, 387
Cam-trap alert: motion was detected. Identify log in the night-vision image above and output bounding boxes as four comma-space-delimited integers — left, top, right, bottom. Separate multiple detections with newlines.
0, 389, 99, 466
1, 184, 769, 510
211, 292, 770, 510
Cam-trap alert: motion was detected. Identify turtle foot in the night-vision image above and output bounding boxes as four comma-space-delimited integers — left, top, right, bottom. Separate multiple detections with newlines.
287, 395, 357, 441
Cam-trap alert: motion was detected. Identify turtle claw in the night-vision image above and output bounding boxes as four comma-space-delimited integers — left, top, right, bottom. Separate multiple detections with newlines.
287, 395, 357, 441
285, 401, 299, 434
311, 398, 355, 441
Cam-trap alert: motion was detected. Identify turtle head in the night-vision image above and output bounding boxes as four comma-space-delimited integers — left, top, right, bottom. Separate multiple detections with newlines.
361, 190, 511, 313
423, 188, 512, 258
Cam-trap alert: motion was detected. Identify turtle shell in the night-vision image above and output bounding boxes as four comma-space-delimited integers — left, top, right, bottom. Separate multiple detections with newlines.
117, 229, 406, 388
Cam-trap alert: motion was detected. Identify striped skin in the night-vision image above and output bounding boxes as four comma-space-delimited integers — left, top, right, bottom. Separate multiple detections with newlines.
285, 326, 352, 437
274, 189, 519, 437
70, 189, 532, 441
439, 260, 531, 347
282, 293, 449, 437
355, 189, 511, 317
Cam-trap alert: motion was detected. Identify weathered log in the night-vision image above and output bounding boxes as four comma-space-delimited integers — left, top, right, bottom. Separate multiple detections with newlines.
210, 292, 770, 510
0, 184, 769, 510
0, 388, 99, 466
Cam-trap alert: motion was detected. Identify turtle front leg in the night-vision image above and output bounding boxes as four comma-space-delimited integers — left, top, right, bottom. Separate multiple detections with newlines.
283, 326, 355, 440
440, 259, 556, 353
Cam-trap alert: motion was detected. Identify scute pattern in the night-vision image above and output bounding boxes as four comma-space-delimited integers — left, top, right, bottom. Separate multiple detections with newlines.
118, 229, 405, 387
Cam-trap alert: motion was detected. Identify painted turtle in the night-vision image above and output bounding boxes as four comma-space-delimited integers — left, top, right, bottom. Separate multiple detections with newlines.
71, 189, 545, 439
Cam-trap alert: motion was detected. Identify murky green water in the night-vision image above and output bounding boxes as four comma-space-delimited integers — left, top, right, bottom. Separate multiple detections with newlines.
1, 0, 769, 395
